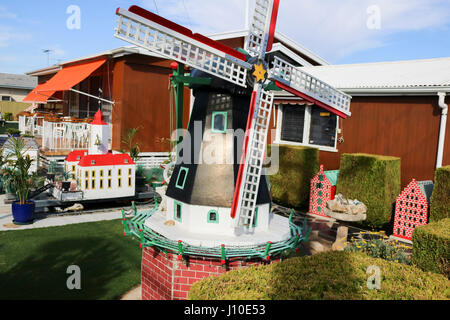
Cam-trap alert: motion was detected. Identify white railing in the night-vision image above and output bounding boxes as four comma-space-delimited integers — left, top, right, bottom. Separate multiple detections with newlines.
135, 152, 172, 169
18, 115, 45, 136
42, 120, 96, 151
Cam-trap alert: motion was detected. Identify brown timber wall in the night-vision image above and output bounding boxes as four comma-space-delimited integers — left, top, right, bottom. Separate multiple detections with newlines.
319, 95, 450, 187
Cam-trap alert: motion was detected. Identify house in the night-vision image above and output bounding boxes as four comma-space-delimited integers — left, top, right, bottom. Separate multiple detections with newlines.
309, 165, 339, 218
0, 73, 37, 118
392, 179, 434, 242
64, 109, 136, 201
23, 31, 328, 168
271, 58, 450, 187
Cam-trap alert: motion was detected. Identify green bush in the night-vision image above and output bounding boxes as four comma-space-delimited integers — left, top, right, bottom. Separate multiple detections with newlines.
267, 144, 319, 209
336, 153, 401, 229
189, 251, 449, 300
412, 218, 450, 278
430, 166, 450, 222
3, 112, 13, 121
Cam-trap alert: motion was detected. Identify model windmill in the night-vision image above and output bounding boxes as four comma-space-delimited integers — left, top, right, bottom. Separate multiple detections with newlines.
116, 0, 351, 278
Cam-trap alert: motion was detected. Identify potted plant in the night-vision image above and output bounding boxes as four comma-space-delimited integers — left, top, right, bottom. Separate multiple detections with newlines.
5, 135, 37, 225
47, 160, 58, 182
61, 170, 72, 192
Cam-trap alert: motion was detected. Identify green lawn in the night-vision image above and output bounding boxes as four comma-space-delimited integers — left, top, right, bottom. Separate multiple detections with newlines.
0, 219, 142, 300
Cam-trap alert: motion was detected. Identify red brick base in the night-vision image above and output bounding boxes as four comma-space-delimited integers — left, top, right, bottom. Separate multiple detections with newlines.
141, 246, 281, 300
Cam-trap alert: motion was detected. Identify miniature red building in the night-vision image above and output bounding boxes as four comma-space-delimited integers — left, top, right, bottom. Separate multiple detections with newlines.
309, 165, 339, 218
393, 179, 433, 242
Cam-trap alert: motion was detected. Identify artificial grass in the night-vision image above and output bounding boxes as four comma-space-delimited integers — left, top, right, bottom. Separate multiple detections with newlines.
430, 166, 450, 222
336, 153, 401, 229
268, 144, 319, 209
0, 219, 142, 300
189, 251, 450, 300
412, 218, 450, 278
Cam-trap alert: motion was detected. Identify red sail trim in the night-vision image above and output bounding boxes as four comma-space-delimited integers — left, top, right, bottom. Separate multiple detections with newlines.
127, 5, 246, 61
266, 0, 280, 52
231, 91, 258, 219
275, 81, 348, 119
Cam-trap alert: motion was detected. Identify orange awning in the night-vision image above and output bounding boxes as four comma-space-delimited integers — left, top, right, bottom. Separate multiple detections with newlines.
23, 83, 56, 103
35, 58, 107, 93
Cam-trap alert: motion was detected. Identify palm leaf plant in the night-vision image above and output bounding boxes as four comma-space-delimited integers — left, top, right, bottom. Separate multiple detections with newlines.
4, 135, 36, 205
120, 127, 142, 162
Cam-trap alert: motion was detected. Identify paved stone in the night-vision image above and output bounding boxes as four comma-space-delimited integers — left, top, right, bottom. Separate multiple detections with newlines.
0, 195, 124, 232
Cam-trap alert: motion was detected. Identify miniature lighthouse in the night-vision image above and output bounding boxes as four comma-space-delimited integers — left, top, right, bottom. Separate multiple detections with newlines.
89, 109, 110, 155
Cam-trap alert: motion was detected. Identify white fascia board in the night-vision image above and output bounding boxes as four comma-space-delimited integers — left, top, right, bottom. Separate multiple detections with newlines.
269, 43, 313, 67
340, 87, 450, 96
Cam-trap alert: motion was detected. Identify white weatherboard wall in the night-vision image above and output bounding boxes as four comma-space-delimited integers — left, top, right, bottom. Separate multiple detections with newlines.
77, 164, 135, 200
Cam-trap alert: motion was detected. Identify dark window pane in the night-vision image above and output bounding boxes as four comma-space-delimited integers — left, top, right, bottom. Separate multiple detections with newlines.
212, 113, 226, 132
309, 107, 337, 147
281, 105, 305, 143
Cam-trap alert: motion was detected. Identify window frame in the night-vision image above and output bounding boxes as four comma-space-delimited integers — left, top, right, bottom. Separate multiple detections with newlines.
175, 167, 189, 190
275, 104, 339, 153
207, 210, 219, 224
211, 111, 228, 134
174, 201, 182, 222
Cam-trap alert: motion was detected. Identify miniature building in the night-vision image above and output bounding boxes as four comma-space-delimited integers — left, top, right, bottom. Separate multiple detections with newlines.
393, 179, 433, 241
64, 109, 136, 200
309, 165, 339, 218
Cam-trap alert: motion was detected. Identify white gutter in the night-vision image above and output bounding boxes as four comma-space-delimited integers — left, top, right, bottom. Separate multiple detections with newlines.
436, 92, 448, 168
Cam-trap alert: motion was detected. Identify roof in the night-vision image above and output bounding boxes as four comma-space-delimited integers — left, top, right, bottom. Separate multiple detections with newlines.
66, 150, 88, 162
77, 153, 135, 167
91, 109, 107, 125
0, 73, 37, 90
324, 170, 339, 186
299, 57, 450, 95
418, 180, 434, 204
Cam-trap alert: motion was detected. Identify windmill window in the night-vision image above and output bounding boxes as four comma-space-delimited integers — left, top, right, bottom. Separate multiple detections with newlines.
174, 201, 182, 222
207, 210, 219, 224
176, 167, 189, 190
212, 112, 227, 133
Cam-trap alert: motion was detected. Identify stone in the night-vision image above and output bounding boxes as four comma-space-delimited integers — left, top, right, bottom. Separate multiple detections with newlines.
164, 220, 175, 226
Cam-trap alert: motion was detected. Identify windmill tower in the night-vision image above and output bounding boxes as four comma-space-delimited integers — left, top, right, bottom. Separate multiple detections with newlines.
89, 109, 110, 155
115, 0, 352, 300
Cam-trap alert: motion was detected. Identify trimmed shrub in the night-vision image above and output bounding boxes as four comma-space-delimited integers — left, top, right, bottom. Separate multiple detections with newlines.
430, 166, 450, 222
336, 153, 401, 229
412, 218, 450, 278
189, 251, 450, 300
267, 144, 319, 209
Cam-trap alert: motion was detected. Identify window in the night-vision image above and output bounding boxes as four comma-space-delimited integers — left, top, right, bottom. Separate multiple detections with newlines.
85, 171, 89, 178
91, 180, 96, 189
176, 167, 189, 190
211, 112, 227, 133
72, 165, 76, 172
108, 170, 112, 177
128, 168, 132, 176
100, 170, 104, 177
174, 201, 182, 222
85, 180, 89, 189
252, 208, 259, 228
92, 170, 96, 178
108, 179, 112, 188
100, 180, 104, 189
208, 210, 219, 224
1, 96, 12, 101
128, 177, 132, 187
278, 104, 338, 151
118, 169, 122, 176
118, 178, 122, 188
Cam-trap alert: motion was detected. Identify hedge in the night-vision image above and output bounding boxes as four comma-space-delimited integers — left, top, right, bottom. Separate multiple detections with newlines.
412, 218, 450, 278
189, 251, 450, 300
430, 166, 450, 222
336, 153, 401, 229
267, 144, 319, 209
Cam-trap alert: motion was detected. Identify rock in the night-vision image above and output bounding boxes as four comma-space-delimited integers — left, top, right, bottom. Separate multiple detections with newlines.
64, 203, 84, 212
309, 241, 325, 253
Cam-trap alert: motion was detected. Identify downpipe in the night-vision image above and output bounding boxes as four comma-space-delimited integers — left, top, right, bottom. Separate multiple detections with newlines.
436, 92, 448, 168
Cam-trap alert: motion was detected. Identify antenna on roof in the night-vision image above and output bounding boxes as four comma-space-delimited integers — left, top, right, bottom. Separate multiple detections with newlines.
42, 49, 53, 66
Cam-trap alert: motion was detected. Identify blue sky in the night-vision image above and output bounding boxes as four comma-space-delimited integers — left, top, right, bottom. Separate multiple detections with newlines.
0, 0, 449, 74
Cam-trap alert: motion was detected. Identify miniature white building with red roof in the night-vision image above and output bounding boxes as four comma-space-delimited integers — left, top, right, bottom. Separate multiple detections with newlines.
64, 109, 136, 201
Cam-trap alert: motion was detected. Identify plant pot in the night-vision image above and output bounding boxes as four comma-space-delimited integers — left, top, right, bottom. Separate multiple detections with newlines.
62, 181, 71, 192
46, 173, 56, 181
12, 201, 35, 225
